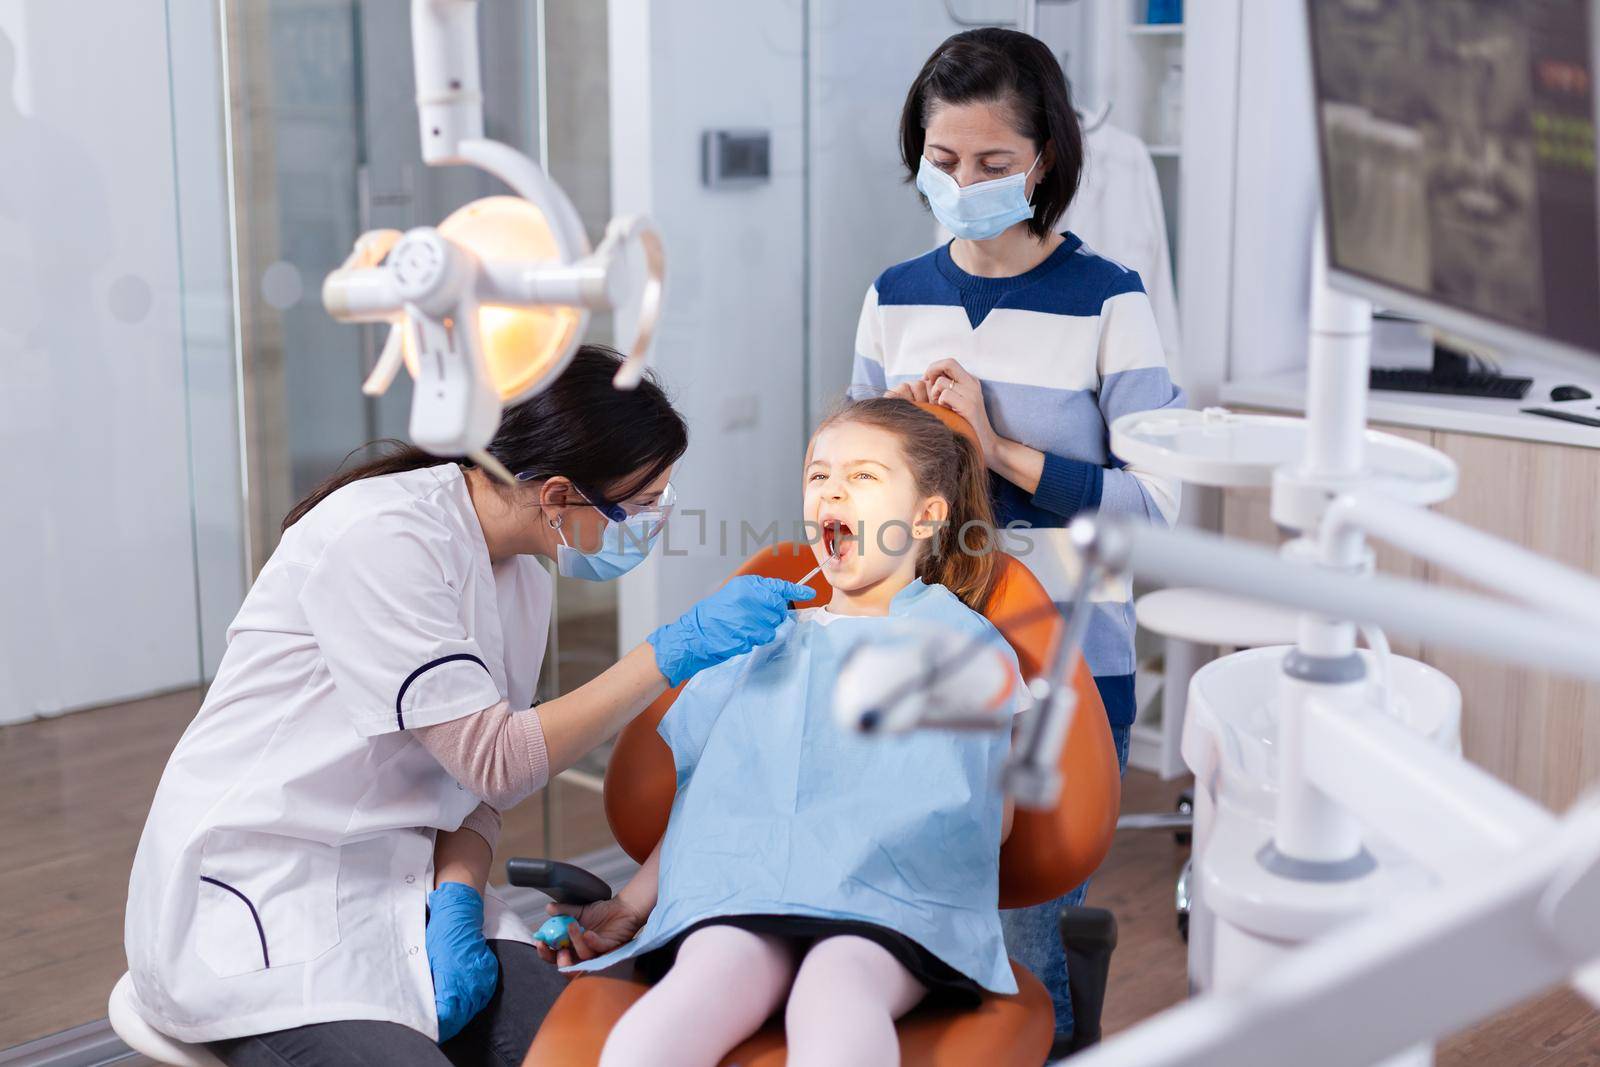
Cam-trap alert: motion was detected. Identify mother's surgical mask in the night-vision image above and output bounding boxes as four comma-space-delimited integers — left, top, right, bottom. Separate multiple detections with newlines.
915, 153, 1042, 241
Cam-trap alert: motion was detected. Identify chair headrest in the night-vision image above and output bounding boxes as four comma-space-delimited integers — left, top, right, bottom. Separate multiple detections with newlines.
911, 400, 981, 450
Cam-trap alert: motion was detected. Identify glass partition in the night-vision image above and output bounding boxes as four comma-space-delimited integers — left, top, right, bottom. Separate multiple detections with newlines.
0, 0, 618, 1052
0, 0, 242, 1046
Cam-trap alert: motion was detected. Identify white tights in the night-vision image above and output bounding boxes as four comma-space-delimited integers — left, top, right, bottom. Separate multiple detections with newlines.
597, 925, 928, 1067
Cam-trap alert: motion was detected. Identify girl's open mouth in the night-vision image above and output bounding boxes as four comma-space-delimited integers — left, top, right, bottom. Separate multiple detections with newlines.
822, 519, 854, 563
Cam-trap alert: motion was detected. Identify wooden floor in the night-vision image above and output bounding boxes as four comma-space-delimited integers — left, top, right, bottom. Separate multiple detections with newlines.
1092, 771, 1194, 1037
3, 700, 1596, 1062
0, 687, 612, 1050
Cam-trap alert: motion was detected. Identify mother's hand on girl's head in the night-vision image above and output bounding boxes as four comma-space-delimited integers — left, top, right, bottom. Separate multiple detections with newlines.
922, 358, 998, 458
885, 380, 931, 403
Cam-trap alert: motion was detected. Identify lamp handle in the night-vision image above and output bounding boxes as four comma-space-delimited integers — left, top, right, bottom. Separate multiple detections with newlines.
596, 215, 667, 390
323, 231, 406, 323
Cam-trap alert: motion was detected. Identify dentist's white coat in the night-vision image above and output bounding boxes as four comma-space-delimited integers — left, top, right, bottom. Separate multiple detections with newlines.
125, 464, 547, 1043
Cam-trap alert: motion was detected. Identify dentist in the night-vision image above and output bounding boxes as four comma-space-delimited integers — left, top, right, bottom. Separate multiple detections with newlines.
125, 345, 814, 1066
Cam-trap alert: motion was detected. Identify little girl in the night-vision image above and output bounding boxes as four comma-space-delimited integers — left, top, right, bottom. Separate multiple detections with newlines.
553, 399, 1026, 1067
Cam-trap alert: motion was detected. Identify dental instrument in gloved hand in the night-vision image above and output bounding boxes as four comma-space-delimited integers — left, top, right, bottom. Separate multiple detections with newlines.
796, 538, 842, 587
647, 575, 817, 687
426, 882, 500, 1043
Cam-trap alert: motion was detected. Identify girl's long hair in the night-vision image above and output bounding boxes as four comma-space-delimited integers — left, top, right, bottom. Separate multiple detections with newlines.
816, 398, 1003, 612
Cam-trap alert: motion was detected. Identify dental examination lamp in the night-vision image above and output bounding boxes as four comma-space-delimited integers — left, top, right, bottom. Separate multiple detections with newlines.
321, 0, 663, 483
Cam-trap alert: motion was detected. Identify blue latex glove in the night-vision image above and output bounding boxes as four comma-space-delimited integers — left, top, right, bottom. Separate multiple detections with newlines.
426, 882, 499, 1043
647, 575, 816, 686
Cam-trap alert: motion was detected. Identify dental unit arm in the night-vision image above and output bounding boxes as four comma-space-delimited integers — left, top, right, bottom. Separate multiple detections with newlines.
321, 0, 664, 482
1046, 511, 1600, 1067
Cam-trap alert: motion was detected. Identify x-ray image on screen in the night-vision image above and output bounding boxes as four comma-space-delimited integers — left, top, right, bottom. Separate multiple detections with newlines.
1308, 0, 1600, 355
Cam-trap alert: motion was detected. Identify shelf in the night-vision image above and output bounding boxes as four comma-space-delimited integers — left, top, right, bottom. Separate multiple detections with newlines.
1129, 22, 1184, 36
1147, 144, 1181, 157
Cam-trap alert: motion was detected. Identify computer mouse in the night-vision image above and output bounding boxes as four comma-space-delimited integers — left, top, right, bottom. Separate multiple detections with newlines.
1551, 384, 1592, 401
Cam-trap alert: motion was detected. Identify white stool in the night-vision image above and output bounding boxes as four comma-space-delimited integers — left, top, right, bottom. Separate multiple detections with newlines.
108, 973, 225, 1067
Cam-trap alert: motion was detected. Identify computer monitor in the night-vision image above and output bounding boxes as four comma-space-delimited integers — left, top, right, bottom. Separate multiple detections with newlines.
1306, 0, 1600, 364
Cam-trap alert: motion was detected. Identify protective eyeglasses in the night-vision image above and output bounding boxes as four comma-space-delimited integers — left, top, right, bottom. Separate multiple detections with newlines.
516, 474, 676, 524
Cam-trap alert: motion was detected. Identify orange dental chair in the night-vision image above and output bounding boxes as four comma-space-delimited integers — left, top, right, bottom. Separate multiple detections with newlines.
514, 539, 1122, 1066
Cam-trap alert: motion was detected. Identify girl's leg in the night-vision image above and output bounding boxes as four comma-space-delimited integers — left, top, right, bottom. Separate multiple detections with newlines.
784, 935, 927, 1067
599, 925, 797, 1067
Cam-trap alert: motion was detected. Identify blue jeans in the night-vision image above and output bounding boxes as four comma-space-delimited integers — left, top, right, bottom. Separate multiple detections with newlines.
1000, 719, 1132, 1038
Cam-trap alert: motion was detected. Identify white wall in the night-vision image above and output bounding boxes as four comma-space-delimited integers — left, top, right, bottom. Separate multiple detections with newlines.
0, 0, 245, 722
1227, 0, 1319, 383
1172, 0, 1319, 549
803, 0, 981, 421
610, 0, 809, 642
1175, 0, 1241, 412
1179, 0, 1320, 412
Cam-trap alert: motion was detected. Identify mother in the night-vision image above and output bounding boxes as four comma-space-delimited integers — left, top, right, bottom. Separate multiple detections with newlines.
849, 27, 1184, 1049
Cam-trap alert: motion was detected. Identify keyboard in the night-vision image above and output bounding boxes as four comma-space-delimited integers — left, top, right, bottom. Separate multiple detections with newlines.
1370, 368, 1532, 399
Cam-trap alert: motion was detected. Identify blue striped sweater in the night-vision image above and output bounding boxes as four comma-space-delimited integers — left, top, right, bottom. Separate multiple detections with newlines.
849, 235, 1185, 692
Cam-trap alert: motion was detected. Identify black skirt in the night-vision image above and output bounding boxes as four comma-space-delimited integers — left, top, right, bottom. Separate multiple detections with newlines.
633, 914, 985, 1008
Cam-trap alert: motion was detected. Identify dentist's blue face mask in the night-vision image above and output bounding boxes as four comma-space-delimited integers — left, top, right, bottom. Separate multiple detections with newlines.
541, 481, 676, 582
915, 152, 1042, 242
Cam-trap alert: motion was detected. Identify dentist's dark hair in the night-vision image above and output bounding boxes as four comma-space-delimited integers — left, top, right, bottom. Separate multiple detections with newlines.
282, 344, 687, 531
899, 27, 1084, 238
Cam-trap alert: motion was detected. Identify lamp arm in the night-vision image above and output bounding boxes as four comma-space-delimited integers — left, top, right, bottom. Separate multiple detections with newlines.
409, 0, 590, 261
411, 0, 484, 163
457, 138, 590, 261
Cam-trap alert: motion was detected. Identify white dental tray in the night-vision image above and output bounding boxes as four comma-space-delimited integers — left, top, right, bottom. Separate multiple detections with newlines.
1110, 408, 1458, 503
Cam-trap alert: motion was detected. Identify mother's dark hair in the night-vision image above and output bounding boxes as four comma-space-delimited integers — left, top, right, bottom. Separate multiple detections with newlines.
283, 344, 687, 530
899, 27, 1084, 239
